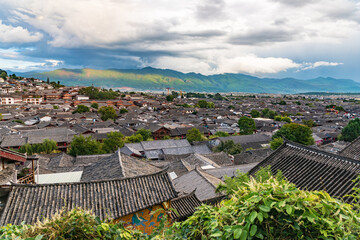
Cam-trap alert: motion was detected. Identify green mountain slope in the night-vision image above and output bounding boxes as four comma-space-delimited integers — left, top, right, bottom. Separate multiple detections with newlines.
22, 67, 360, 94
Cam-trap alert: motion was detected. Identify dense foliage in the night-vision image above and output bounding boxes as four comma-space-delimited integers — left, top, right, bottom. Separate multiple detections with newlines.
136, 128, 153, 141
102, 132, 125, 153
69, 135, 104, 156
197, 100, 215, 108
168, 171, 360, 239
272, 123, 314, 145
91, 102, 99, 109
250, 110, 260, 118
238, 116, 256, 135
79, 86, 120, 99
270, 137, 284, 150
98, 106, 117, 121
19, 139, 58, 155
339, 118, 360, 142
186, 128, 206, 143
261, 108, 277, 119
73, 104, 90, 113
0, 208, 146, 240
0, 69, 7, 79
214, 140, 242, 155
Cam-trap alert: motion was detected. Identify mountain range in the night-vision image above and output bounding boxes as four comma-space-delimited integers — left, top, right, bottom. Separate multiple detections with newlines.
16, 67, 360, 94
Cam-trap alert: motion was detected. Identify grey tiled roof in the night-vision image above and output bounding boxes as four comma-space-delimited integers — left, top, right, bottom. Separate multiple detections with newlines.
0, 170, 177, 225
249, 141, 360, 203
81, 151, 161, 181
173, 168, 223, 202
339, 136, 360, 161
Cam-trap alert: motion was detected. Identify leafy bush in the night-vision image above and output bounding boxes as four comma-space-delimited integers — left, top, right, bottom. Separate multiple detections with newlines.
69, 135, 104, 156
186, 128, 206, 143
98, 106, 117, 121
73, 104, 90, 113
168, 173, 360, 239
0, 208, 146, 240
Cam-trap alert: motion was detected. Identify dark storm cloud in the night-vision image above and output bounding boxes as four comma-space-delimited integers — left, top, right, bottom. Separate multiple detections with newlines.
229, 28, 295, 45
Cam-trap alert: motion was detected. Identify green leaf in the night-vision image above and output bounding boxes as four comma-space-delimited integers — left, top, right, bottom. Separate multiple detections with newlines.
240, 230, 248, 240
35, 235, 43, 240
210, 231, 222, 238
257, 212, 263, 223
259, 205, 271, 212
286, 205, 293, 215
250, 225, 257, 236
249, 211, 257, 223
234, 228, 242, 239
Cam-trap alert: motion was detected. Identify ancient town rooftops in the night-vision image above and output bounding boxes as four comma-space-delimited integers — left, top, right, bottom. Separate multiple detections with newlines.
0, 169, 177, 226
170, 190, 202, 221
249, 140, 360, 203
339, 136, 360, 161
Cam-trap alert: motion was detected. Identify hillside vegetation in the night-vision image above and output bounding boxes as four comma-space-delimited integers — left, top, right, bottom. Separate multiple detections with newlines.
23, 67, 360, 93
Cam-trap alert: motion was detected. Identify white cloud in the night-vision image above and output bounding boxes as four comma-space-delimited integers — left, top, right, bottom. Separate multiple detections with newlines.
0, 0, 358, 74
0, 20, 42, 43
0, 58, 63, 71
301, 61, 343, 70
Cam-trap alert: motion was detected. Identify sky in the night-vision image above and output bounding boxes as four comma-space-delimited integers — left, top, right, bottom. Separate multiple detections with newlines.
0, 0, 360, 80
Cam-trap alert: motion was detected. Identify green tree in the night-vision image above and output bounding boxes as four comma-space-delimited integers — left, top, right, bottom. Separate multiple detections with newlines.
214, 140, 242, 155
279, 100, 287, 105
213, 93, 223, 100
125, 134, 143, 143
214, 131, 229, 137
339, 118, 360, 142
73, 105, 90, 113
250, 110, 260, 118
0, 113, 2, 121
102, 132, 125, 153
302, 119, 314, 128
119, 108, 128, 114
272, 123, 314, 145
281, 116, 291, 123
274, 115, 282, 121
207, 102, 215, 108
91, 102, 99, 109
53, 105, 59, 109
69, 135, 103, 156
238, 116, 256, 135
136, 128, 152, 141
197, 100, 208, 108
98, 106, 117, 121
166, 95, 174, 102
19, 139, 58, 155
270, 137, 284, 150
186, 128, 205, 143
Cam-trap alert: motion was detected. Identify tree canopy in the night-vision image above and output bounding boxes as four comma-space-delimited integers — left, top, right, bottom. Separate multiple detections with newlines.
98, 106, 117, 121
214, 140, 242, 155
69, 135, 104, 156
238, 116, 256, 135
272, 123, 314, 145
102, 132, 125, 153
339, 118, 360, 142
79, 86, 119, 99
73, 105, 90, 113
186, 128, 205, 143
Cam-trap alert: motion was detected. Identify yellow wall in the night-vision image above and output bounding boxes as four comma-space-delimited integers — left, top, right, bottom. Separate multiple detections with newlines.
115, 202, 170, 235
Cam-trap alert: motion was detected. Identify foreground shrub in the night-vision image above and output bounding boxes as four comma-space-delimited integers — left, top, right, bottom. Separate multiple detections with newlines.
0, 208, 146, 240
168, 176, 360, 239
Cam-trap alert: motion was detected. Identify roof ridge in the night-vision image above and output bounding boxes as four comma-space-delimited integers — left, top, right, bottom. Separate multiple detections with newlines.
284, 140, 360, 165
338, 136, 360, 154
11, 167, 170, 188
